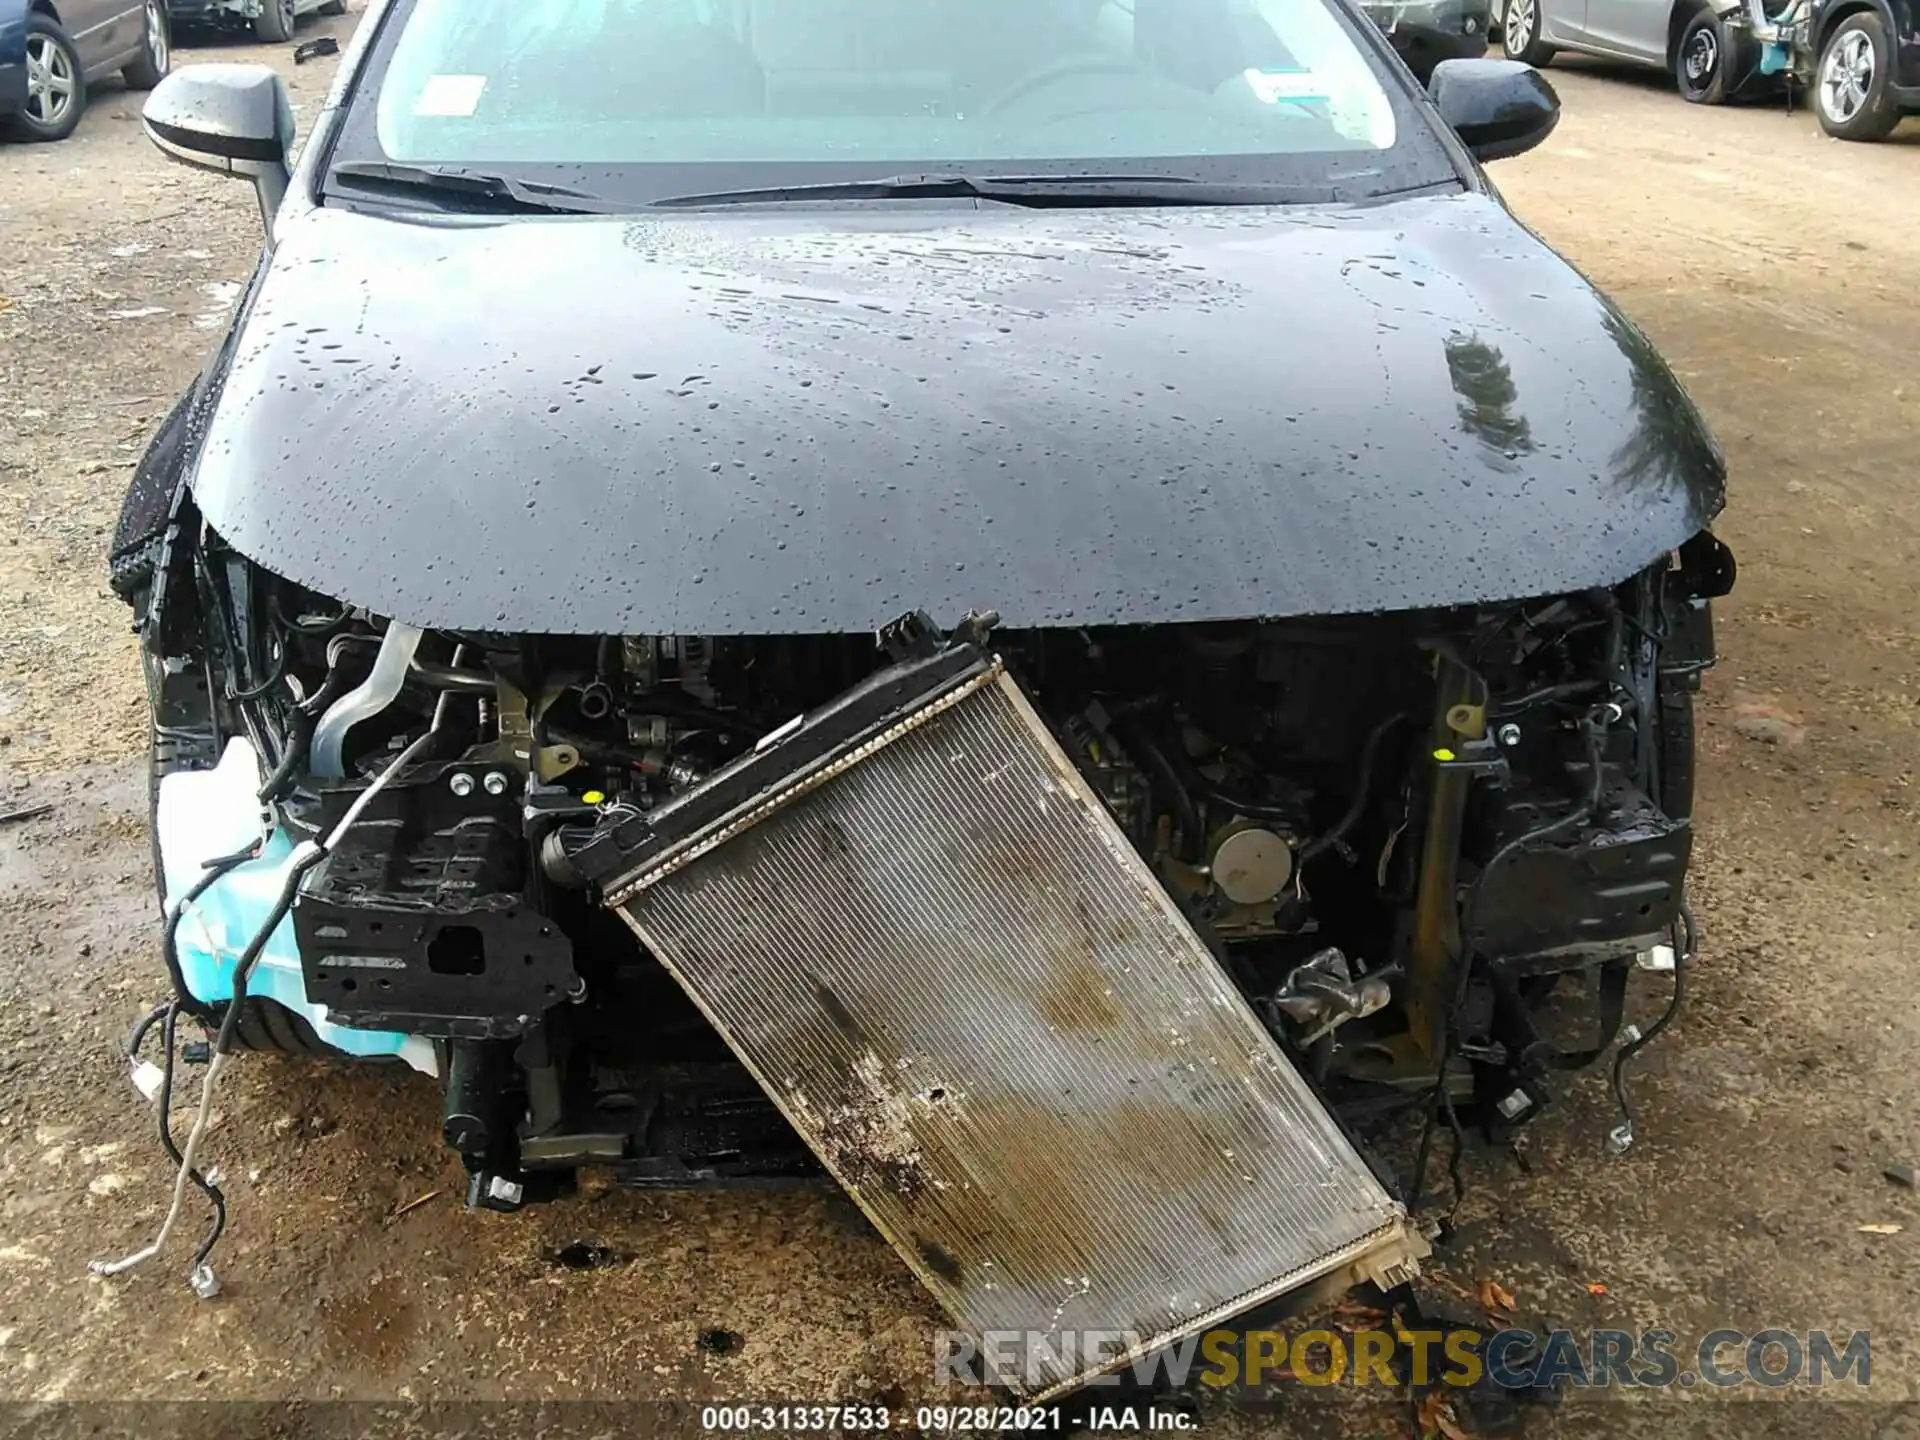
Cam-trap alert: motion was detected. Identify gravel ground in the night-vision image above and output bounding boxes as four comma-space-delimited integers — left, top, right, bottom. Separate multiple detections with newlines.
0, 17, 1915, 1438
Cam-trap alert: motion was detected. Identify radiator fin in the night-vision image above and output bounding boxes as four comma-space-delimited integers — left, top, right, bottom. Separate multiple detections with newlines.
613, 667, 1409, 1396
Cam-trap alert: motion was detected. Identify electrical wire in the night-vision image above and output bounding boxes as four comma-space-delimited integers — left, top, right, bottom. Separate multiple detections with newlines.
160, 1003, 228, 1268
1609, 903, 1696, 1144
1298, 711, 1410, 865
161, 841, 264, 1022
92, 726, 437, 1284
126, 1001, 171, 1062
90, 1049, 231, 1278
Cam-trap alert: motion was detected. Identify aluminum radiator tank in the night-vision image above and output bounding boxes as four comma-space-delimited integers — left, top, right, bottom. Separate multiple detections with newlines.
584, 641, 1421, 1399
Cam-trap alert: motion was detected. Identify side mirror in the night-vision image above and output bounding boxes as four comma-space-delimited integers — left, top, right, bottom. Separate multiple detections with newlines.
1427, 58, 1560, 163
142, 64, 295, 228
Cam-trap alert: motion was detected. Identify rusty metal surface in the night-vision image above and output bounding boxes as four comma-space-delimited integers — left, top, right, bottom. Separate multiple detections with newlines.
610, 666, 1408, 1397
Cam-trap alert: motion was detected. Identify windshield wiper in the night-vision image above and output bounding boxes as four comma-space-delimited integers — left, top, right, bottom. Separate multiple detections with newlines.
647, 172, 1337, 208
330, 161, 613, 214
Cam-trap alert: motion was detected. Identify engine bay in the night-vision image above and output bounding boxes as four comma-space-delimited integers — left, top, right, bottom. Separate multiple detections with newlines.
142, 522, 1731, 1211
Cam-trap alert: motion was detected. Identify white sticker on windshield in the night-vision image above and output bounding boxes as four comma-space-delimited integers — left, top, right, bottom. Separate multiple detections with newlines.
1242, 67, 1329, 105
414, 74, 487, 118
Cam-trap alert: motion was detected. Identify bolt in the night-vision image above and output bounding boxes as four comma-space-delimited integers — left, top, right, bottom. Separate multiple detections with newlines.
1496, 1088, 1531, 1120
188, 1263, 221, 1300
1607, 1122, 1634, 1156
448, 772, 475, 797
482, 770, 510, 797
1495, 722, 1522, 747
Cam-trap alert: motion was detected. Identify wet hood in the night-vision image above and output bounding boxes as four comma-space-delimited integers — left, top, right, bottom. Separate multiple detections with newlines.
191, 190, 1724, 634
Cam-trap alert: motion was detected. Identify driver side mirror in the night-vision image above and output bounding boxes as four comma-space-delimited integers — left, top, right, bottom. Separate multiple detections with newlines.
142, 63, 295, 230
1427, 58, 1560, 163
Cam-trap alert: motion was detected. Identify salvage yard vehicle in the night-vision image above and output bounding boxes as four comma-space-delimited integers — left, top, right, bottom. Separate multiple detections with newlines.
1498, 0, 1777, 103
1361, 0, 1496, 79
105, 0, 1730, 1399
1503, 0, 1920, 133
1745, 0, 1920, 139
165, 0, 342, 44
0, 0, 167, 142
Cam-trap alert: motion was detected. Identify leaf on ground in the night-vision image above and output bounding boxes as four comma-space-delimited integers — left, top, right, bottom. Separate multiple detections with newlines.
1478, 1278, 1518, 1317
1417, 1389, 1473, 1440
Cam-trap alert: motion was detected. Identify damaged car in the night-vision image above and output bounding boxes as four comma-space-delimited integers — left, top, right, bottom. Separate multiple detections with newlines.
105, 0, 1730, 1400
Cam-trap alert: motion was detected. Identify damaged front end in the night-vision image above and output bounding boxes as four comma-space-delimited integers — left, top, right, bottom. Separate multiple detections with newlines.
133, 505, 1730, 1391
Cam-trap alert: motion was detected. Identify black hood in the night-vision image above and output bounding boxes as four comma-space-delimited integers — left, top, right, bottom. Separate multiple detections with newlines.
189, 191, 1724, 634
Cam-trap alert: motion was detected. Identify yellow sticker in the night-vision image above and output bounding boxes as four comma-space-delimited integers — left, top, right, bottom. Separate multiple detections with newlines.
582, 790, 606, 805
1433, 748, 1456, 762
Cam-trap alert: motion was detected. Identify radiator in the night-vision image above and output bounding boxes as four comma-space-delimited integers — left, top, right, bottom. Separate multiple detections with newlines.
594, 647, 1418, 1399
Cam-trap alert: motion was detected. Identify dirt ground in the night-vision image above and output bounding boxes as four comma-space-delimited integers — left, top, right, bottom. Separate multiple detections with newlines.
0, 15, 1916, 1438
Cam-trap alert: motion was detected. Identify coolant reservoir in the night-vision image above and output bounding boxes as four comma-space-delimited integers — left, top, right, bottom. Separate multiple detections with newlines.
154, 737, 268, 907
152, 737, 434, 1072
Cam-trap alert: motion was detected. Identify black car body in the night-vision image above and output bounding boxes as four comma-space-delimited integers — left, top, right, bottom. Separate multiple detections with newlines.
115, 0, 1727, 1258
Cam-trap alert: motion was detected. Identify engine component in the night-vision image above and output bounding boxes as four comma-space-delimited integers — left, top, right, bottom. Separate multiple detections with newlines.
310, 622, 424, 776
1208, 822, 1294, 904
1268, 947, 1393, 1044
290, 762, 577, 1038
581, 638, 1418, 1400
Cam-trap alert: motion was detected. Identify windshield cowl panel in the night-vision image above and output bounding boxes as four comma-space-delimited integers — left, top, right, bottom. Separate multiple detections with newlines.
325, 0, 1458, 210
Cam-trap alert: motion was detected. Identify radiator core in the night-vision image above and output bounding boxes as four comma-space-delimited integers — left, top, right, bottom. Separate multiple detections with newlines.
602, 657, 1415, 1398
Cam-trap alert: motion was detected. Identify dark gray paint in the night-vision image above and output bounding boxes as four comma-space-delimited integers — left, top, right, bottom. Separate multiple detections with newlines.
186, 191, 1725, 635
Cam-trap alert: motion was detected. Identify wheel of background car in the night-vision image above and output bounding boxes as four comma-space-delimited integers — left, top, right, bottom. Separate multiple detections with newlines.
1501, 0, 1556, 67
254, 0, 297, 44
1675, 8, 1745, 104
122, 0, 171, 91
4, 15, 85, 143
1816, 11, 1902, 141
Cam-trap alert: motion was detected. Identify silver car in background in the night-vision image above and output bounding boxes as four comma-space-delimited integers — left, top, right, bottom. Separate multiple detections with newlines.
1499, 0, 1770, 102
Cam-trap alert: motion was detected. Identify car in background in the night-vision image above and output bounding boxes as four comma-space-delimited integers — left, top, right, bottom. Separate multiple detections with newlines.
0, 0, 168, 141
1802, 0, 1920, 139
1362, 0, 1496, 79
165, 0, 343, 44
1498, 0, 1779, 102
1501, 0, 1919, 135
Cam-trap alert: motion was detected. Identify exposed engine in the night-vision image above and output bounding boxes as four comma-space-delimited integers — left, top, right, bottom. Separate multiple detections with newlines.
142, 525, 1731, 1208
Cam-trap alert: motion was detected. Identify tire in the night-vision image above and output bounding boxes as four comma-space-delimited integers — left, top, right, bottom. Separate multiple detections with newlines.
3, 15, 86, 143
1501, 0, 1556, 66
1675, 9, 1749, 104
230, 994, 337, 1056
122, 0, 170, 89
1815, 11, 1902, 141
253, 0, 296, 43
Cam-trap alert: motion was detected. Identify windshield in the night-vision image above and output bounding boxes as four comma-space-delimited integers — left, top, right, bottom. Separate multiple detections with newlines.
328, 0, 1458, 205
